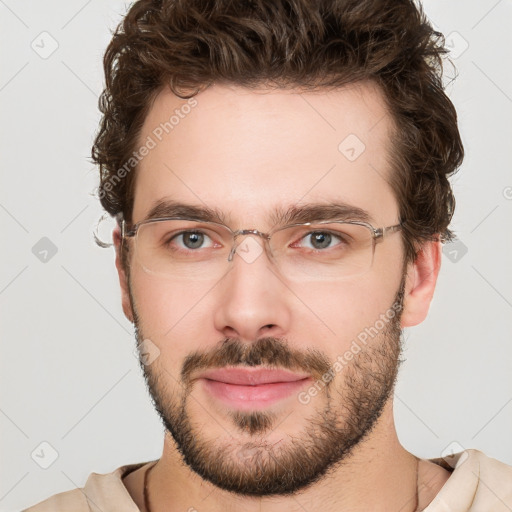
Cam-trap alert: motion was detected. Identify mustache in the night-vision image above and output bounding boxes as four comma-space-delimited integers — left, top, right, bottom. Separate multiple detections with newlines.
181, 337, 332, 387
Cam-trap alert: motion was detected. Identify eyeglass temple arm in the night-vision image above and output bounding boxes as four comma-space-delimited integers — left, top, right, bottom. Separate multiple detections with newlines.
119, 220, 138, 255
121, 219, 138, 238
374, 223, 403, 242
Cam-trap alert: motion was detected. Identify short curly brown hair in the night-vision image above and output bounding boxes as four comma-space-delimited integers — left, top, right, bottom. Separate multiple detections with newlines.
91, 0, 463, 264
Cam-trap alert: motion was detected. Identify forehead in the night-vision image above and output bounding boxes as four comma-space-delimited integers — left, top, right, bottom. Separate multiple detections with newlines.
131, 82, 398, 227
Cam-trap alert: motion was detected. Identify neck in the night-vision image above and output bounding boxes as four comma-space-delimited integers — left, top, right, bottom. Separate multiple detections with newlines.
144, 402, 438, 512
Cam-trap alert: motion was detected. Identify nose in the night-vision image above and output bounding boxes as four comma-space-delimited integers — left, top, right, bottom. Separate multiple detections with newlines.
213, 233, 293, 342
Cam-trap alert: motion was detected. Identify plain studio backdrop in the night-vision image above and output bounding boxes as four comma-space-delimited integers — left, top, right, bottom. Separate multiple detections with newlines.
1, 1, 511, 510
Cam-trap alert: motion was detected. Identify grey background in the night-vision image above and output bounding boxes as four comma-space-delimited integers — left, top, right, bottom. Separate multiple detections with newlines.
1, 1, 511, 510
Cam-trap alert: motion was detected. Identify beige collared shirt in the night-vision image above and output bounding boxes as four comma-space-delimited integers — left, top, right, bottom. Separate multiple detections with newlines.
23, 450, 512, 511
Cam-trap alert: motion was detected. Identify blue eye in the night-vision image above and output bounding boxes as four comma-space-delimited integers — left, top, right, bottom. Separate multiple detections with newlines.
181, 232, 206, 249
170, 231, 215, 250
306, 232, 333, 249
299, 231, 345, 250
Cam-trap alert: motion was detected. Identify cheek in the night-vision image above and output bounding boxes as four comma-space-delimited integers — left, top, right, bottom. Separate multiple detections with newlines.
130, 273, 220, 378
295, 279, 398, 348
130, 270, 215, 340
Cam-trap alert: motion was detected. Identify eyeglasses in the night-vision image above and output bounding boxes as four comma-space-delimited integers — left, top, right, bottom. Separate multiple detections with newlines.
121, 217, 403, 281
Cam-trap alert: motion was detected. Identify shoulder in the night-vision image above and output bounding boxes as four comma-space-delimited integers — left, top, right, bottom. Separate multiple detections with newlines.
425, 449, 512, 511
22, 488, 89, 512
22, 461, 155, 512
441, 448, 512, 481
471, 449, 512, 490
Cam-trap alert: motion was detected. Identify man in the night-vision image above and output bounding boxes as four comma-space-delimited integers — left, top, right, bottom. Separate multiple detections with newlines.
24, 0, 512, 510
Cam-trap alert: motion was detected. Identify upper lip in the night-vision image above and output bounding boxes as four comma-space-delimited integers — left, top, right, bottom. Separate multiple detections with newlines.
197, 367, 310, 386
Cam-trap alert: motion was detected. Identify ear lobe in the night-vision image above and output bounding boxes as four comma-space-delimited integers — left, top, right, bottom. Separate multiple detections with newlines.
400, 240, 442, 328
113, 225, 134, 323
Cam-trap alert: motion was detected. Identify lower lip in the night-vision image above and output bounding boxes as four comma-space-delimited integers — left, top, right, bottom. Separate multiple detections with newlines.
200, 378, 311, 409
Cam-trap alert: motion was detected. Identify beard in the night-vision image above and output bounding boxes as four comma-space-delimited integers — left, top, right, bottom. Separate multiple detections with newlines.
129, 276, 406, 497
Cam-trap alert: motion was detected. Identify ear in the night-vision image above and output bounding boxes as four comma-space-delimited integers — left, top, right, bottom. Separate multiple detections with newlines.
400, 240, 442, 328
113, 225, 134, 323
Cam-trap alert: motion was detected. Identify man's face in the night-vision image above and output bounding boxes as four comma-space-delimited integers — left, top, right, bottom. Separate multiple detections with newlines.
123, 82, 410, 495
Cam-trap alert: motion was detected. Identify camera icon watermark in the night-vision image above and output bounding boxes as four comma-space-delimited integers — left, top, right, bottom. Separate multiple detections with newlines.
236, 236, 264, 264
503, 186, 512, 200
236, 445, 266, 481
441, 440, 468, 469
442, 239, 468, 263
134, 339, 160, 366
31, 441, 59, 469
445, 31, 469, 59
31, 31, 59, 59
32, 237, 58, 263
338, 134, 366, 162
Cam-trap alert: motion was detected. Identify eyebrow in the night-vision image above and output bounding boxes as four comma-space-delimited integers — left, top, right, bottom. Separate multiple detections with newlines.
142, 199, 374, 227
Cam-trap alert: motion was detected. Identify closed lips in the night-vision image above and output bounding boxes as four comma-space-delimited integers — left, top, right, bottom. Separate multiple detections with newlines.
198, 368, 310, 386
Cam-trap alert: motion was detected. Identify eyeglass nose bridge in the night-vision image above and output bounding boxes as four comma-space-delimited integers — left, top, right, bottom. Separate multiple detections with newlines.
227, 229, 272, 262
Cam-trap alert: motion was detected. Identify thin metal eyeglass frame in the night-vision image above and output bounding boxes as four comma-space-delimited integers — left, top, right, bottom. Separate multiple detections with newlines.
121, 217, 404, 267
